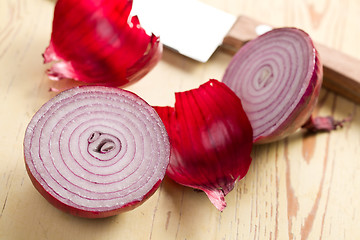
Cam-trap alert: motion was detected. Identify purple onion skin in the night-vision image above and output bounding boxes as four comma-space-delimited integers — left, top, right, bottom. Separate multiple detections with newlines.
154, 80, 253, 211
43, 0, 162, 86
255, 49, 323, 144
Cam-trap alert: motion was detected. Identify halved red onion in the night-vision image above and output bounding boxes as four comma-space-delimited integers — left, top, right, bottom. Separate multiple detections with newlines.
154, 80, 253, 211
222, 28, 323, 143
43, 0, 162, 86
24, 86, 170, 218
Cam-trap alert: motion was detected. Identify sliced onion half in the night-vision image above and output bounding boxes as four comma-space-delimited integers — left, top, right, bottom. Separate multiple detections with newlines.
222, 28, 323, 143
24, 86, 170, 218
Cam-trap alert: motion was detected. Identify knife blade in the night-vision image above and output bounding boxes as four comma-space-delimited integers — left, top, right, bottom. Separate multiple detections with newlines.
132, 0, 237, 62
131, 0, 360, 104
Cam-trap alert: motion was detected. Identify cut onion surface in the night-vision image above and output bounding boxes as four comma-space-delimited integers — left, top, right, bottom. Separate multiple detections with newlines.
222, 28, 323, 144
24, 86, 170, 218
154, 80, 253, 211
43, 0, 162, 86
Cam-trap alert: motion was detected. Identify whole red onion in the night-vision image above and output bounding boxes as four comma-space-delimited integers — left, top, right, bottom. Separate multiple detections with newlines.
222, 28, 323, 143
24, 86, 170, 218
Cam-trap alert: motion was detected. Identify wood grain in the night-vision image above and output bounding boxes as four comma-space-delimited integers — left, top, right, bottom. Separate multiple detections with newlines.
0, 0, 359, 239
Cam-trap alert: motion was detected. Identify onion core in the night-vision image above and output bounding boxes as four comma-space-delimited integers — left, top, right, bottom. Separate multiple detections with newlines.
24, 86, 170, 218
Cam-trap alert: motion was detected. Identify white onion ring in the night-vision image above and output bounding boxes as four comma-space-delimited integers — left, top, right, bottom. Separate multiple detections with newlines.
223, 28, 323, 143
24, 86, 170, 218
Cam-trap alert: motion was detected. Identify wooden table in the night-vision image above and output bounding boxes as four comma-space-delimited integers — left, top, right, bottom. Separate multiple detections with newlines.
1, 0, 359, 239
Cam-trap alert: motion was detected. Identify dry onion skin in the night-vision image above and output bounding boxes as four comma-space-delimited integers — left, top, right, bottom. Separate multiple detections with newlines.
43, 0, 162, 86
24, 86, 170, 218
222, 27, 323, 143
154, 80, 253, 211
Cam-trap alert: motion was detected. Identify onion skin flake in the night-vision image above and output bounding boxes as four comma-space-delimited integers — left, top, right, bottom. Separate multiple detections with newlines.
154, 80, 253, 211
43, 0, 162, 86
223, 28, 323, 144
24, 86, 170, 218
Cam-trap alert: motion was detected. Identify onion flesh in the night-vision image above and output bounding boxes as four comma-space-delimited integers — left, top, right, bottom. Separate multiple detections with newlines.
222, 28, 323, 143
154, 80, 253, 211
43, 0, 162, 86
24, 86, 170, 218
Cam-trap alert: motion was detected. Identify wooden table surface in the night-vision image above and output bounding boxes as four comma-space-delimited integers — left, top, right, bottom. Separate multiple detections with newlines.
1, 0, 359, 239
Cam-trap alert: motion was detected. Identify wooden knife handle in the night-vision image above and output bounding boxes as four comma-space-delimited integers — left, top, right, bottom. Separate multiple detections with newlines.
222, 16, 360, 104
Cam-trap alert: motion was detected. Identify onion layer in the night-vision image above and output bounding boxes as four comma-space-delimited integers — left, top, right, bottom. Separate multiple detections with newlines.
154, 80, 253, 211
24, 86, 170, 218
43, 0, 162, 86
222, 28, 323, 143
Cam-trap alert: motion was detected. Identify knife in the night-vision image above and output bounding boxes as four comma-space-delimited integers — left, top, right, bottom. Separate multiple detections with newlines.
131, 0, 360, 104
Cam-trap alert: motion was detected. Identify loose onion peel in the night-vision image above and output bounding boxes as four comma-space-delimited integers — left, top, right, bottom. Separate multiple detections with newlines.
43, 0, 162, 86
154, 80, 253, 211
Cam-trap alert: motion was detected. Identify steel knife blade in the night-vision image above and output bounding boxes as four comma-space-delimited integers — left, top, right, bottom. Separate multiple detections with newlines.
132, 0, 240, 62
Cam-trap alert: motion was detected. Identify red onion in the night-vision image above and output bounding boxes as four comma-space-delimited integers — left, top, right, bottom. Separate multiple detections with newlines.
24, 86, 170, 218
43, 0, 162, 86
154, 80, 253, 211
222, 28, 323, 143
